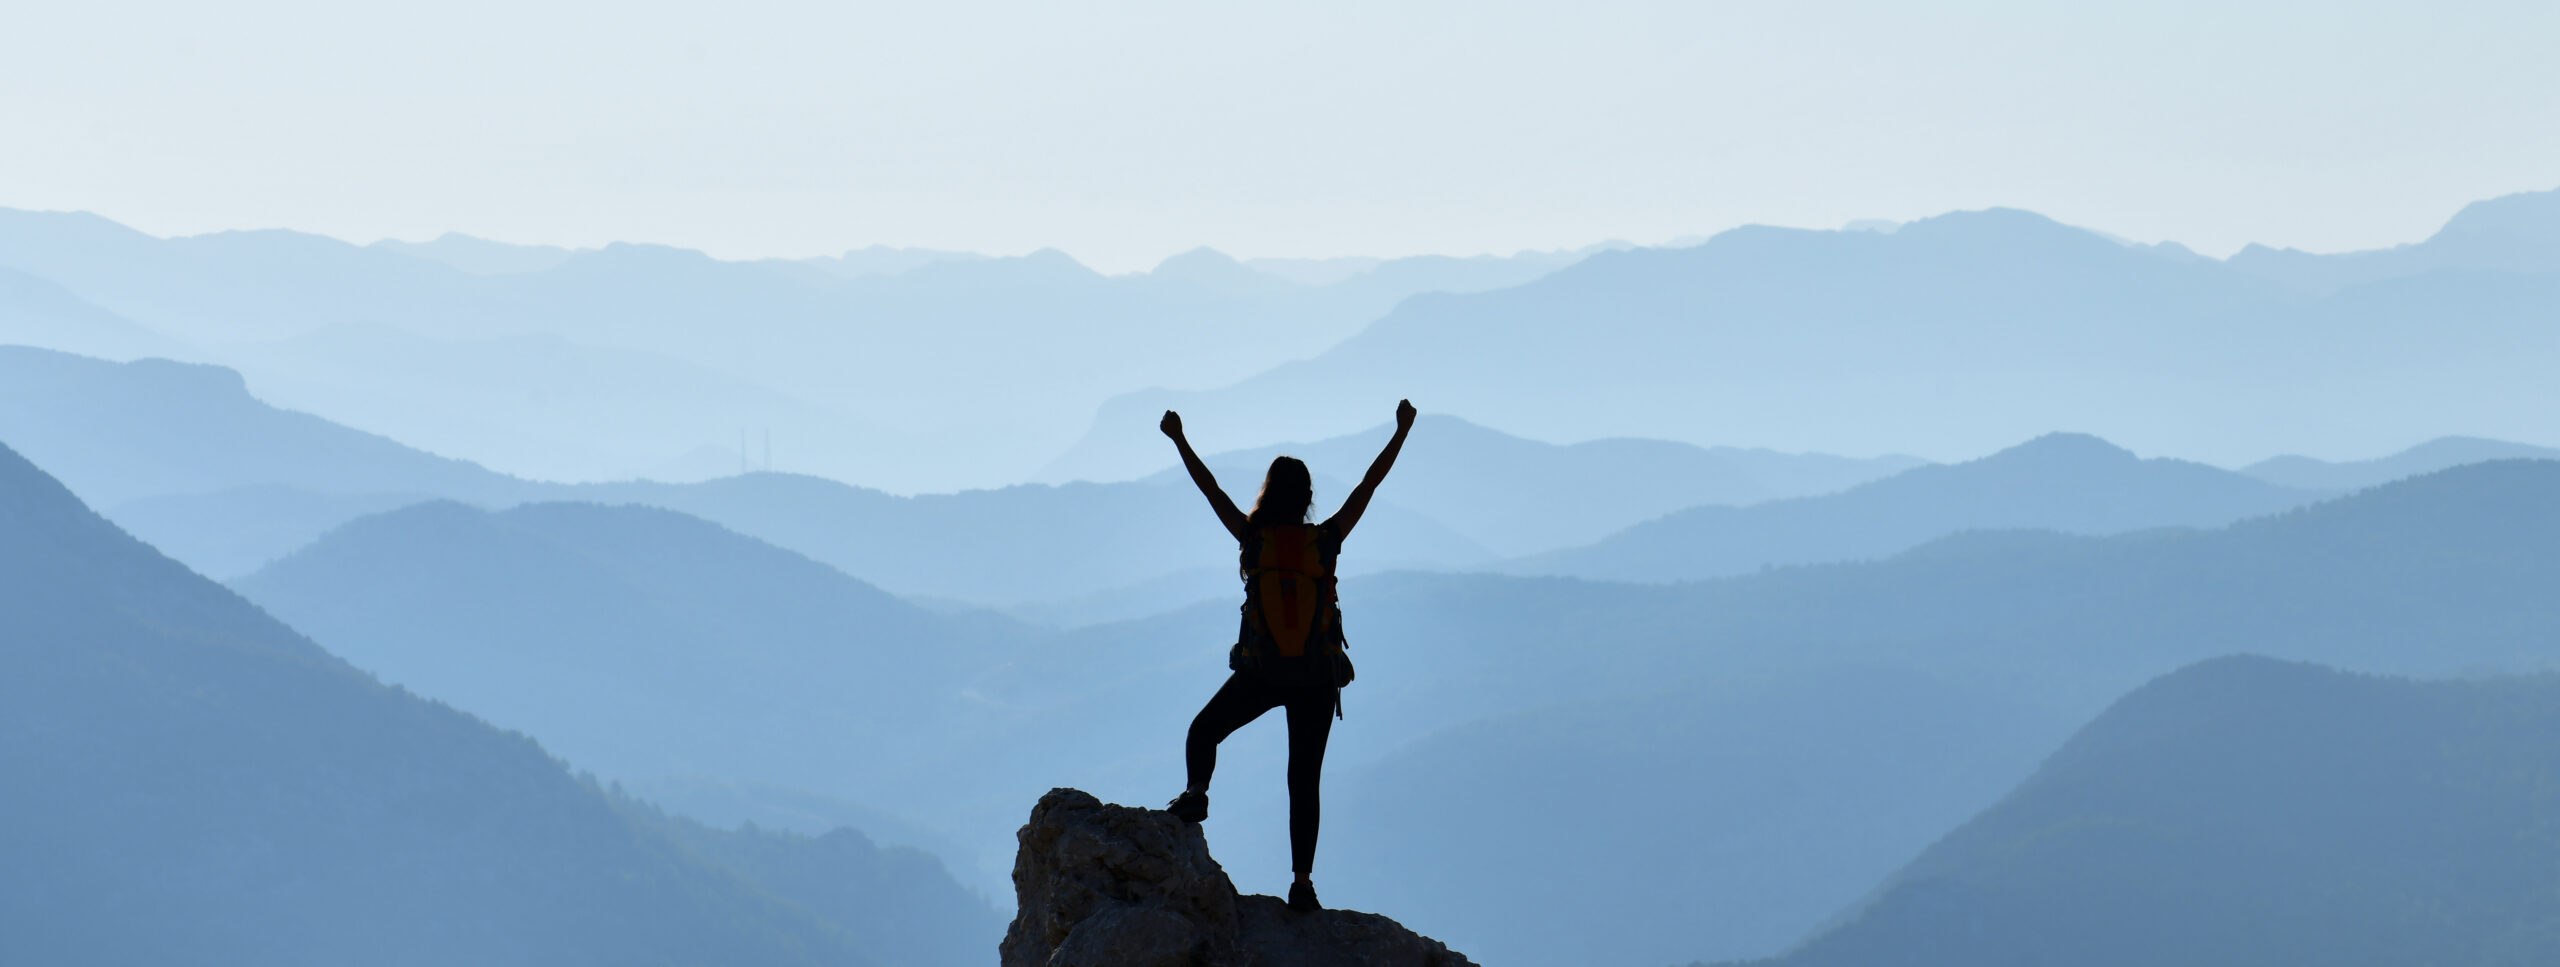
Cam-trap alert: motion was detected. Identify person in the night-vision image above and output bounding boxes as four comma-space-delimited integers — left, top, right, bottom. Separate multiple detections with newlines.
1159, 399, 1416, 914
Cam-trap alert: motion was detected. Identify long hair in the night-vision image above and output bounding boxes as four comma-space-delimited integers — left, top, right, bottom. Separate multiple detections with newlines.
1246, 456, 1314, 530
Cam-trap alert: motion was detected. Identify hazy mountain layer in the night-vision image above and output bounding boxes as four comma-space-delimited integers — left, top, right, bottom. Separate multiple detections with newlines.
0, 348, 1485, 592
0, 346, 532, 508
2226, 187, 2560, 295
234, 501, 1031, 799
226, 456, 2560, 965
1053, 202, 2560, 480
107, 486, 429, 578
0, 208, 1592, 488
2245, 434, 2560, 492
0, 441, 992, 967
1515, 432, 2321, 582
1737, 657, 2560, 967
213, 322, 905, 484
0, 264, 191, 363
1322, 666, 2073, 967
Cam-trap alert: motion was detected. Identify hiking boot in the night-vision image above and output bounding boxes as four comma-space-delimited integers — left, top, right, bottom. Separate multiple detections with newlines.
1166, 791, 1208, 823
1287, 880, 1321, 913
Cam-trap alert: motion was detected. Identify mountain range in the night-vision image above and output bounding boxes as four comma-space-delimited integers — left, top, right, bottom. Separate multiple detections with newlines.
0, 440, 995, 967
0, 208, 1600, 488
1051, 189, 2560, 482
1513, 432, 2321, 583
2226, 188, 2560, 294
233, 500, 1032, 814
227, 451, 2560, 965
14, 188, 2560, 966
11, 190, 2558, 493
1, 346, 1901, 603
1169, 413, 1922, 558
2244, 435, 2560, 491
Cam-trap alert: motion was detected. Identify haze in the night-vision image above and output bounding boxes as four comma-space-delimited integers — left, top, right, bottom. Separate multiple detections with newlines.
5, 0, 2556, 269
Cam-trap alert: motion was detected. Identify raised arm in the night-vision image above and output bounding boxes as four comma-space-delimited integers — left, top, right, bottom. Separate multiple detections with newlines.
1322, 399, 1416, 540
1162, 410, 1248, 540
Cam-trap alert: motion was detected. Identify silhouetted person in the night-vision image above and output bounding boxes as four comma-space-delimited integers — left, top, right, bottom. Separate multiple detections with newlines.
1161, 400, 1415, 913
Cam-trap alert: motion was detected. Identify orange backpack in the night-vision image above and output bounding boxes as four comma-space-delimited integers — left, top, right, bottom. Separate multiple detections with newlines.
1233, 524, 1354, 696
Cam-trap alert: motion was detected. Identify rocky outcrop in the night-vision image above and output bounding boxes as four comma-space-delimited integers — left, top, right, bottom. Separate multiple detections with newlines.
1002, 788, 1477, 967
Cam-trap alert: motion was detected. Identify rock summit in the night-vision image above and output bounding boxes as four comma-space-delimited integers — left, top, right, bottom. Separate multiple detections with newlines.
1001, 788, 1476, 967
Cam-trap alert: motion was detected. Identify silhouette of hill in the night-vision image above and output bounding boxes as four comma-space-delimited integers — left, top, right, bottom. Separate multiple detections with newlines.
2244, 435, 2560, 491
1515, 433, 2318, 582
560, 471, 1491, 609
625, 800, 1003, 967
2228, 186, 2560, 294
0, 440, 992, 966
0, 346, 530, 508
234, 500, 1032, 804
0, 347, 1491, 597
0, 264, 191, 362
1155, 414, 1922, 557
1355, 460, 2560, 736
1053, 204, 2560, 479
108, 485, 425, 578
1727, 657, 2560, 967
0, 209, 1600, 489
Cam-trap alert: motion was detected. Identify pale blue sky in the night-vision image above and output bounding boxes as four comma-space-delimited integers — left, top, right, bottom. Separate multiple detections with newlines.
4, 0, 2554, 270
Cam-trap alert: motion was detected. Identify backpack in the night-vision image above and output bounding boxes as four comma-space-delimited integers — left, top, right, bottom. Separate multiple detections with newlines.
1232, 524, 1355, 702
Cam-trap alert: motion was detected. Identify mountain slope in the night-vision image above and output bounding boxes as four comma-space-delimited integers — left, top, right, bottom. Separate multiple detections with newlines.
0, 347, 1485, 599
2245, 435, 2560, 491
233, 500, 1032, 800
558, 471, 1493, 608
0, 345, 530, 507
1738, 657, 2560, 967
0, 440, 992, 966
0, 263, 191, 361
1321, 666, 2072, 967
1515, 432, 2318, 582
2227, 186, 2560, 294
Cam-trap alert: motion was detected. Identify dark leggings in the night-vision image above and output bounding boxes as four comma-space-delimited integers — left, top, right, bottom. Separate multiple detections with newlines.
1185, 671, 1335, 874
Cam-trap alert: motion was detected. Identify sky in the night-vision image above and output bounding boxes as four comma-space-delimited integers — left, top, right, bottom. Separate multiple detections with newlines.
4, 0, 2556, 272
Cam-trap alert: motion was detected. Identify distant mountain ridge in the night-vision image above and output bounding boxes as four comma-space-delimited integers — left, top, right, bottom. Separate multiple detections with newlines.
1051, 199, 2560, 480
14, 191, 2559, 488
1514, 432, 2323, 582
2245, 435, 2560, 491
0, 207, 1601, 488
2227, 186, 2560, 294
0, 346, 530, 508
0, 264, 191, 362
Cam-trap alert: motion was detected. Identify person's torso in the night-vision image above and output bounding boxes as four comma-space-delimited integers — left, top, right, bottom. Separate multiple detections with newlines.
1235, 523, 1343, 685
